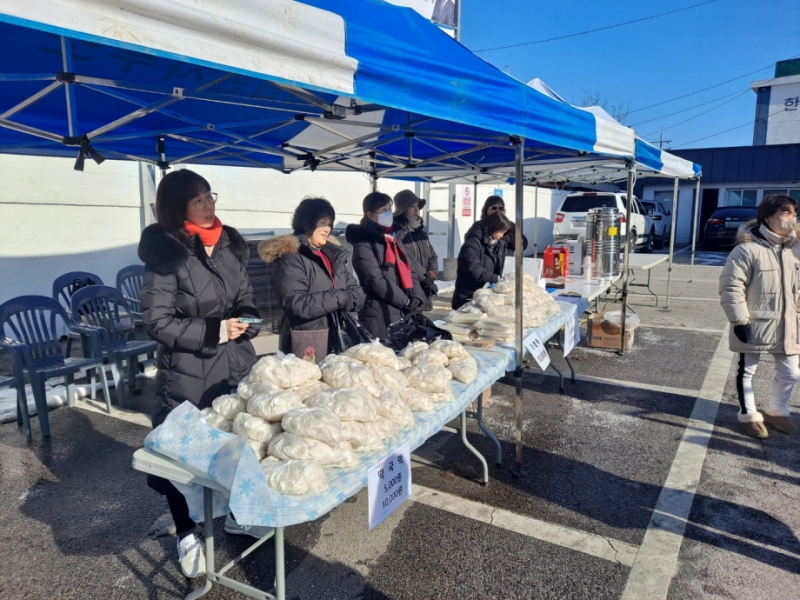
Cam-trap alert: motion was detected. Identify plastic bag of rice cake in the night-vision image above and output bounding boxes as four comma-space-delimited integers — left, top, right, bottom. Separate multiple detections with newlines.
247, 439, 270, 461
200, 407, 232, 432
289, 379, 331, 401
211, 395, 245, 420
318, 353, 361, 370
268, 432, 338, 464
320, 360, 381, 397
430, 388, 456, 404
400, 341, 429, 362
374, 416, 402, 438
237, 376, 277, 400
250, 352, 321, 389
345, 339, 401, 370
247, 390, 304, 422
305, 388, 377, 422
376, 389, 415, 428
365, 362, 408, 393
281, 406, 342, 446
262, 459, 329, 495
399, 388, 435, 412
396, 356, 412, 370
430, 339, 469, 360
411, 348, 449, 368
233, 412, 282, 443
340, 421, 386, 452
328, 440, 359, 469
405, 357, 451, 394
447, 355, 478, 384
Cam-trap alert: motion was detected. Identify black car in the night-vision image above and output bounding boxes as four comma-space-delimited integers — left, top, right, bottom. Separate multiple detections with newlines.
703, 206, 758, 250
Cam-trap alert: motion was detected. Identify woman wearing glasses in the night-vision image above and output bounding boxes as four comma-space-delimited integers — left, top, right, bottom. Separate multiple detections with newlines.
471, 195, 528, 255
138, 169, 265, 578
347, 191, 427, 339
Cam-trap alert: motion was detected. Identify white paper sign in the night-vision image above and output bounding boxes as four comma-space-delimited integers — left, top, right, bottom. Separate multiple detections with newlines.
562, 313, 576, 356
368, 442, 412, 530
523, 330, 551, 371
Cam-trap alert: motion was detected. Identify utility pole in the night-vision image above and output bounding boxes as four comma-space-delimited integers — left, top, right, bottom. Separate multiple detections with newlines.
659, 128, 672, 150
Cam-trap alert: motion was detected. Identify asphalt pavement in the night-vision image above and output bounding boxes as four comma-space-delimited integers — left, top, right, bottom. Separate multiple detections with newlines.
2, 252, 799, 600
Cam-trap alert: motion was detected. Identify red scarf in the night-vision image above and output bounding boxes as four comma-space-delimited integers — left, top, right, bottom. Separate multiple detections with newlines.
311, 249, 337, 288
381, 226, 414, 290
185, 217, 223, 247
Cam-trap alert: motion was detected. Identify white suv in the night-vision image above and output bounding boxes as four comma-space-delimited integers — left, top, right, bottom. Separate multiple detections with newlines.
552, 192, 650, 252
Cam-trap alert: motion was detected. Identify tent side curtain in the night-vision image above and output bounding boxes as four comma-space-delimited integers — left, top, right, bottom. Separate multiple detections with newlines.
0, 0, 635, 169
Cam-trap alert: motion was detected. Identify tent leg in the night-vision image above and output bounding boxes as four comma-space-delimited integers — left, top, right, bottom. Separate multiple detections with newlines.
448, 183, 456, 258
473, 176, 478, 224
619, 164, 635, 355
665, 177, 680, 309
512, 138, 526, 479
690, 178, 701, 282
533, 182, 539, 257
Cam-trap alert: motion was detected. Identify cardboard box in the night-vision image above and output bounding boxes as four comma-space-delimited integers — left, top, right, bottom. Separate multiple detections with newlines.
587, 312, 634, 350
565, 240, 584, 276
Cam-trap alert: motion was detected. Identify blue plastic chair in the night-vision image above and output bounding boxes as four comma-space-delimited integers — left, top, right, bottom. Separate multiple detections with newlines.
52, 271, 104, 359
0, 296, 110, 437
0, 338, 31, 441
70, 286, 158, 409
116, 265, 144, 325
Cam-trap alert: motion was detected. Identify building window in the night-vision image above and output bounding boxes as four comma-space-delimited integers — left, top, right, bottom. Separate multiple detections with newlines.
763, 188, 800, 202
726, 189, 757, 206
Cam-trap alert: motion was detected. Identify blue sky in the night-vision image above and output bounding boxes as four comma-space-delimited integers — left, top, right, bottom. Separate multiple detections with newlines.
460, 0, 800, 149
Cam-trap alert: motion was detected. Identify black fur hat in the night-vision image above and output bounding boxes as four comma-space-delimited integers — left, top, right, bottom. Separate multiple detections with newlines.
291, 197, 336, 235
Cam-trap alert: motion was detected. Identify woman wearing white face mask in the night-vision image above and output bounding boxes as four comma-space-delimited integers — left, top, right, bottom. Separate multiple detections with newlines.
720, 194, 800, 439
346, 192, 427, 339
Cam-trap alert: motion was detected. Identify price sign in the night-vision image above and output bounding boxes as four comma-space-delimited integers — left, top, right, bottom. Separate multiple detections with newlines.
368, 442, 412, 530
561, 313, 576, 356
523, 330, 551, 371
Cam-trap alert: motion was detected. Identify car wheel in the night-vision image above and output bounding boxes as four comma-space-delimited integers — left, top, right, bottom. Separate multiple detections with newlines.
629, 229, 638, 253
641, 229, 654, 253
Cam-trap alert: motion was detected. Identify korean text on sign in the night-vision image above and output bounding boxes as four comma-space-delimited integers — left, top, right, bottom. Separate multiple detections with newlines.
367, 442, 412, 530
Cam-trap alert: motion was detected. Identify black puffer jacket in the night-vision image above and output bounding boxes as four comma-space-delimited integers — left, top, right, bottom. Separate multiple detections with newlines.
394, 215, 439, 311
346, 220, 427, 340
453, 225, 508, 309
258, 234, 365, 356
138, 224, 259, 413
466, 221, 527, 256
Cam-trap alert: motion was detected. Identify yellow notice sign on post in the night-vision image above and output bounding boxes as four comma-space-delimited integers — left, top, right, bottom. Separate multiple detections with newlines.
608, 227, 619, 236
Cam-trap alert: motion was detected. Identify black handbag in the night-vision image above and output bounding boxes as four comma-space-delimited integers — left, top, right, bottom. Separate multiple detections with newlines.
384, 314, 452, 351
328, 310, 373, 354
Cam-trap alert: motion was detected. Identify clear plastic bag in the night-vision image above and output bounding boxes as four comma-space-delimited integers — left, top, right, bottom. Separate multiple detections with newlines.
400, 341, 430, 362
374, 416, 402, 438
250, 352, 322, 389
430, 339, 469, 360
376, 390, 415, 428
289, 380, 331, 401
305, 388, 378, 422
397, 356, 412, 370
320, 360, 381, 397
405, 358, 451, 394
268, 432, 339, 465
411, 348, 449, 367
200, 407, 232, 432
233, 412, 282, 443
430, 389, 456, 404
340, 421, 385, 452
345, 339, 401, 370
263, 459, 329, 495
603, 311, 641, 330
400, 388, 435, 412
281, 407, 342, 446
212, 395, 246, 420
247, 390, 305, 422
247, 438, 270, 461
448, 355, 478, 384
328, 440, 359, 469
365, 363, 408, 393
237, 376, 277, 400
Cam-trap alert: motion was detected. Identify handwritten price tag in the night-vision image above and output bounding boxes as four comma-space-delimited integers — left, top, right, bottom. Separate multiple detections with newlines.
368, 442, 412, 530
523, 330, 551, 371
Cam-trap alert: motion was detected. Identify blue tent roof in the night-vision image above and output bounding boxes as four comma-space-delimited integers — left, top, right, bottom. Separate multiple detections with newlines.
0, 0, 635, 177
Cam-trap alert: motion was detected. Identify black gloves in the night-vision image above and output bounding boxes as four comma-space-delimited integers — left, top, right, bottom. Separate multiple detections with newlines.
733, 323, 751, 344
424, 283, 438, 297
422, 272, 435, 287
345, 294, 357, 313
405, 297, 423, 314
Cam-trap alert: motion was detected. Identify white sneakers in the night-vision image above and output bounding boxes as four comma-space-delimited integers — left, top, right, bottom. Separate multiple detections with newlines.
177, 534, 206, 579
224, 514, 275, 539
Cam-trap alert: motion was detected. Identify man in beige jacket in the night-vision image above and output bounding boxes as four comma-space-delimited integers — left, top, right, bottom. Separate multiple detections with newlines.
719, 194, 800, 438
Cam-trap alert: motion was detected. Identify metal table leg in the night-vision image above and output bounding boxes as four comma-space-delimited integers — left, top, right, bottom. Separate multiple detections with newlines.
476, 392, 502, 467
458, 409, 489, 486
547, 361, 565, 394
185, 488, 214, 600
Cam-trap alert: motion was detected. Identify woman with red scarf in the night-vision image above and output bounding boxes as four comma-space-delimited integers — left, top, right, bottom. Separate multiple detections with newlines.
346, 192, 427, 339
138, 169, 266, 579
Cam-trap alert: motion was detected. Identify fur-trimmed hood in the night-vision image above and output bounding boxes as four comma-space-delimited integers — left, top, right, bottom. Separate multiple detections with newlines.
735, 219, 800, 248
138, 223, 249, 275
258, 233, 341, 263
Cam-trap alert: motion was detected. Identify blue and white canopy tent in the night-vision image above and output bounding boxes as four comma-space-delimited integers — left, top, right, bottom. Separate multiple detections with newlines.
0, 0, 642, 479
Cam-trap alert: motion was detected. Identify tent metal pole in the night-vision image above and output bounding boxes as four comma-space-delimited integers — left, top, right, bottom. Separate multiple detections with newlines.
473, 176, 478, 223
60, 37, 78, 138
512, 138, 526, 478
371, 176, 378, 193
533, 181, 539, 257
690, 178, 701, 282
665, 177, 680, 308
448, 183, 456, 258
619, 163, 634, 355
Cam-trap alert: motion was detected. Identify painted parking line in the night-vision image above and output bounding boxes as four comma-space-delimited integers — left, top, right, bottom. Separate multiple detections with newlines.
620, 326, 732, 600
413, 485, 638, 567
526, 369, 701, 398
